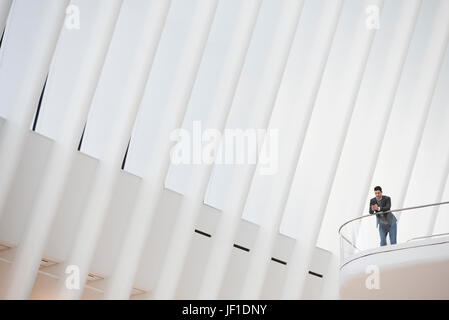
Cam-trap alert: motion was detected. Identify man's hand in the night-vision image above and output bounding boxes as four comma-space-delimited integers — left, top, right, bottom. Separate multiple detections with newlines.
372, 204, 379, 211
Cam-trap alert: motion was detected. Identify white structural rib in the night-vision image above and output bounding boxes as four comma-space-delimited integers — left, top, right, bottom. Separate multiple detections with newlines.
0, 0, 12, 33
434, 171, 449, 236
371, 0, 449, 213
360, 0, 449, 248
197, 0, 305, 299
399, 35, 449, 240
3, 0, 123, 300
390, 1, 449, 234
54, 0, 171, 300
150, 0, 263, 300
317, 0, 422, 253
279, 0, 384, 299
0, 0, 69, 223
237, 0, 344, 300
104, 0, 222, 299
315, 0, 422, 297
426, 46, 449, 236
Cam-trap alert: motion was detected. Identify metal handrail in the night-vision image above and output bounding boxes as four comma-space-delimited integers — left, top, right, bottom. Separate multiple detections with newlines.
338, 200, 449, 235
341, 233, 360, 251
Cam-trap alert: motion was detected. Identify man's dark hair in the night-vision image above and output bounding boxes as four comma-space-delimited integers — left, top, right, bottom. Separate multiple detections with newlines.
374, 186, 382, 192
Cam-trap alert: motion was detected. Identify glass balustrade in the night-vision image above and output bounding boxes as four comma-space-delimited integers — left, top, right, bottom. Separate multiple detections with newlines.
339, 201, 449, 263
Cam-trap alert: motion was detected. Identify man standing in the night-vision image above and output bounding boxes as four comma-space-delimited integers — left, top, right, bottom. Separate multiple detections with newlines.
369, 186, 397, 246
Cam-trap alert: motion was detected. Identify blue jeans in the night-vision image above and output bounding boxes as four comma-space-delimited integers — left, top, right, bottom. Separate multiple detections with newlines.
378, 220, 397, 246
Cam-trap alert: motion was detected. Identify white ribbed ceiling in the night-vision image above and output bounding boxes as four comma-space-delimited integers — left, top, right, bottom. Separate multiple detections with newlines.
0, 0, 448, 300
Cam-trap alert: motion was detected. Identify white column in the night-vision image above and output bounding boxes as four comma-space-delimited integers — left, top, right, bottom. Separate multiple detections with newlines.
237, 0, 344, 300
316, 0, 422, 254
279, 0, 384, 299
3, 0, 123, 300
197, 0, 304, 300
315, 0, 422, 298
400, 28, 449, 239
369, 0, 449, 243
0, 0, 69, 222
55, 0, 171, 300
104, 0, 223, 299
381, 1, 449, 238
150, 0, 263, 300
105, 0, 261, 300
433, 172, 449, 236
